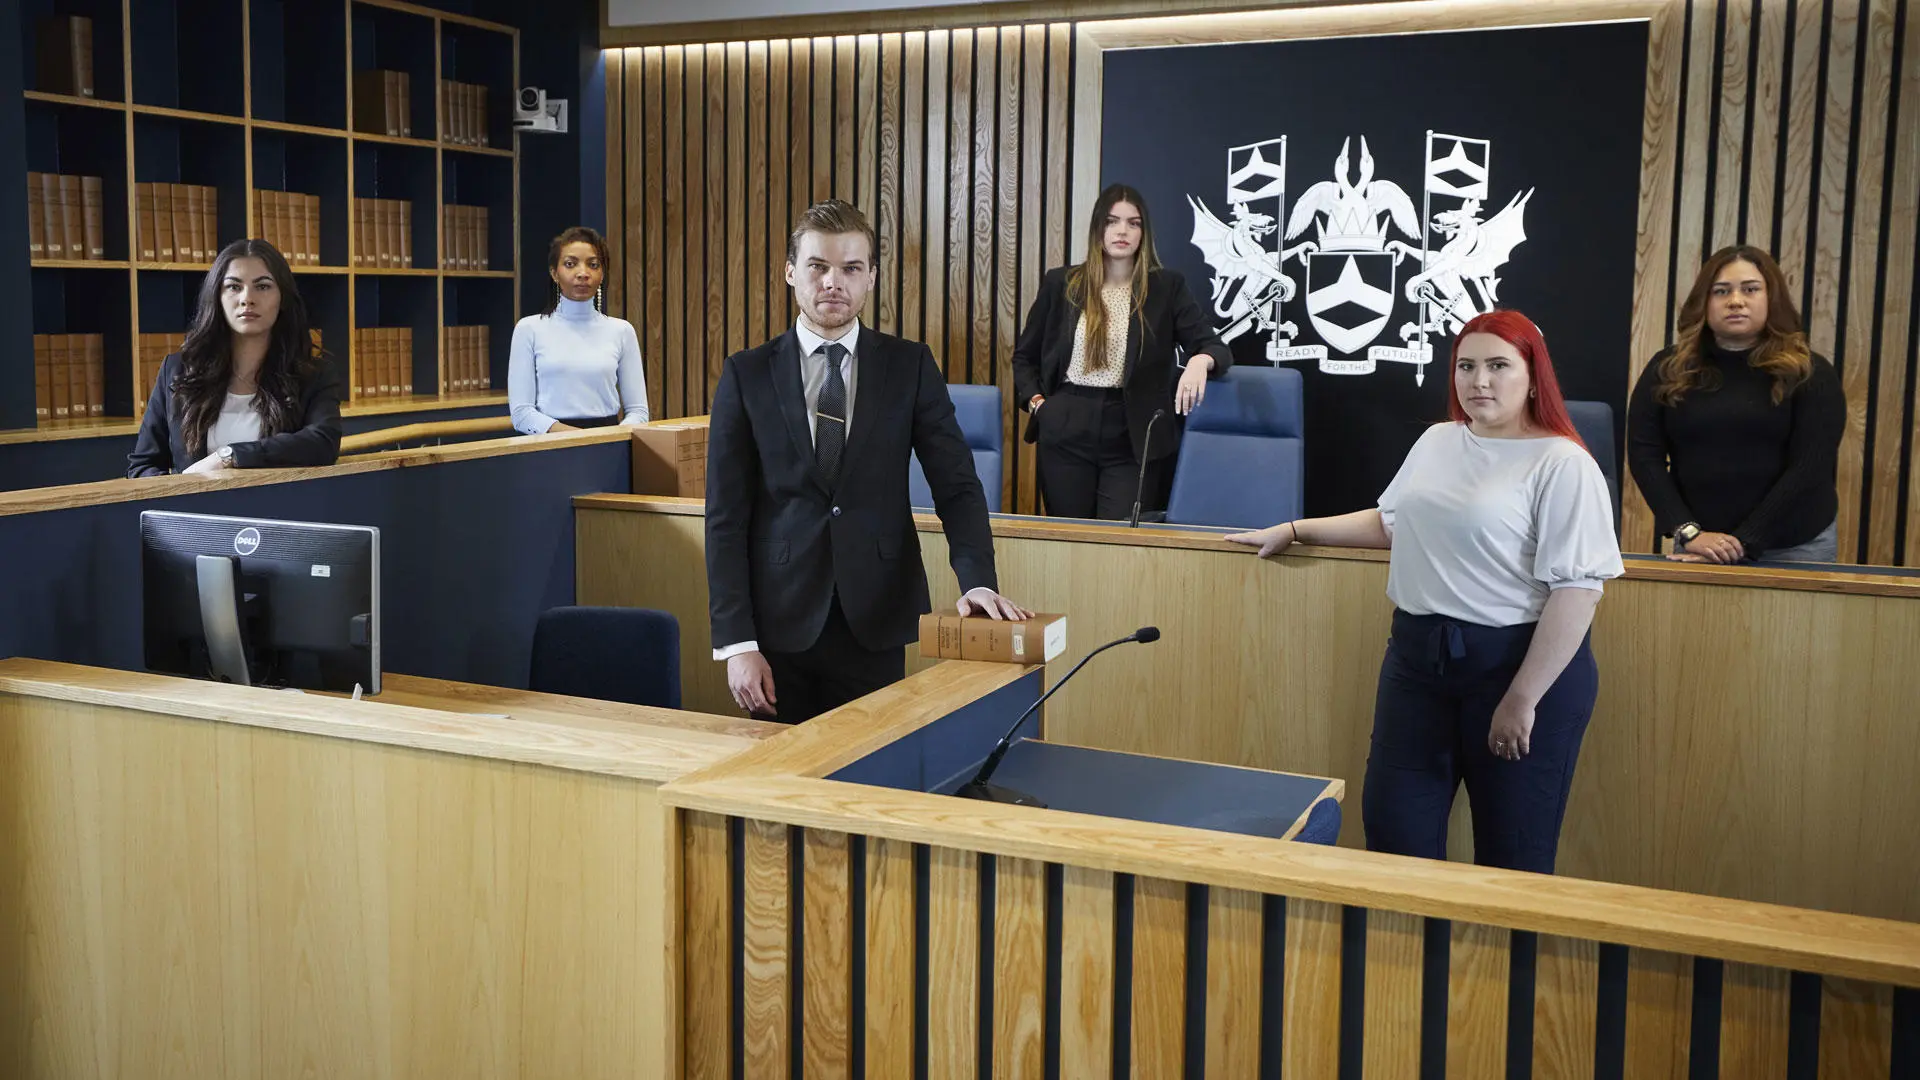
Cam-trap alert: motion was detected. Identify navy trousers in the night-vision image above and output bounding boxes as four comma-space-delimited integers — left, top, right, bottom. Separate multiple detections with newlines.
1362, 609, 1599, 874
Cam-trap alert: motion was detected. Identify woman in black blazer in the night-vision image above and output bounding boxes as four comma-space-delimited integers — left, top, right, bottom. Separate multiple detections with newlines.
1012, 183, 1232, 519
127, 239, 342, 477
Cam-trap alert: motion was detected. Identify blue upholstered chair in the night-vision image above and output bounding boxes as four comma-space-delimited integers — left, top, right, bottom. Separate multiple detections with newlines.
529, 606, 682, 709
908, 384, 1004, 512
1164, 366, 1306, 530
1564, 400, 1620, 529
1294, 797, 1343, 845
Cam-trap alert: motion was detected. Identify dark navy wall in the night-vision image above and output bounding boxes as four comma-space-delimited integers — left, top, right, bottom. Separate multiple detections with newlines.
0, 5, 32, 430
0, 438, 629, 689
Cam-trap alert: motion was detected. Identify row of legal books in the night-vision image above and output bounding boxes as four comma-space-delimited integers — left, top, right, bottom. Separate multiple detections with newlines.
354, 199, 415, 269
35, 16, 94, 98
135, 182, 222, 265
353, 71, 415, 138
351, 328, 416, 399
252, 190, 325, 266
440, 81, 492, 147
443, 205, 492, 271
25, 173, 105, 261
443, 327, 494, 393
33, 334, 105, 422
137, 333, 190, 402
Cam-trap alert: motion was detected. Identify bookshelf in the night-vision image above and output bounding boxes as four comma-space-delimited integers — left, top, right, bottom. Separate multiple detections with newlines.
12, 0, 520, 437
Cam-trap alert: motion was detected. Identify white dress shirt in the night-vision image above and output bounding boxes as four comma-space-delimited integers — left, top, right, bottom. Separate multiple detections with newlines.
205, 392, 265, 454
715, 319, 998, 661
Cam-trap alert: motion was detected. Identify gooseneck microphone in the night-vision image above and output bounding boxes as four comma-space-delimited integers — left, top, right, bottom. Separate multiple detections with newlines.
1128, 410, 1169, 528
955, 626, 1162, 806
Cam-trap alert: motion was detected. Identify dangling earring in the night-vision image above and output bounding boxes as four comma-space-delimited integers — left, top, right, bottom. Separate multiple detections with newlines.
596, 283, 605, 313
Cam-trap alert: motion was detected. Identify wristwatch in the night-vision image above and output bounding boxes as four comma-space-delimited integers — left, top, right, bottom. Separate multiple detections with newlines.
1674, 521, 1702, 546
217, 446, 236, 468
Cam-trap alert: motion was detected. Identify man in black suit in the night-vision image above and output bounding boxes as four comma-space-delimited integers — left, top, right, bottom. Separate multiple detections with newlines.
706, 199, 1031, 723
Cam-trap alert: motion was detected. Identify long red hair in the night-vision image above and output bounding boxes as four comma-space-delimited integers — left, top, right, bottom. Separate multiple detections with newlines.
1444, 309, 1587, 452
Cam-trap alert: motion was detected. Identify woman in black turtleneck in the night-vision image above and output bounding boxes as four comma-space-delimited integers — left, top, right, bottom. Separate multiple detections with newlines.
1626, 245, 1845, 563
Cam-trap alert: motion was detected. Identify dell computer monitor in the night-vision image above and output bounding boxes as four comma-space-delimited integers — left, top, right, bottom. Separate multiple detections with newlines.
141, 510, 381, 694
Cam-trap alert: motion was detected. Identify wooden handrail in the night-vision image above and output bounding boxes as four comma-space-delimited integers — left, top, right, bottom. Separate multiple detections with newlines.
340, 416, 517, 454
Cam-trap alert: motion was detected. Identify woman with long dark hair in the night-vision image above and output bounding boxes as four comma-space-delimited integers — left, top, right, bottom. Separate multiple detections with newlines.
507, 226, 649, 433
1626, 245, 1844, 563
1011, 184, 1232, 518
127, 239, 342, 477
1226, 310, 1623, 874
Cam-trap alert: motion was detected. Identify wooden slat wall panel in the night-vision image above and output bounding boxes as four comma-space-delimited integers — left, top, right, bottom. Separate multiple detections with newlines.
1816, 977, 1895, 1080
1717, 961, 1790, 1078
1445, 922, 1510, 1080
1623, 949, 1693, 1080
1530, 935, 1599, 1080
682, 812, 732, 1080
609, 0, 1920, 557
927, 846, 980, 1080
1281, 897, 1341, 1080
1363, 909, 1423, 1080
863, 837, 916, 1079
1129, 876, 1186, 1078
802, 830, 853, 1077
741, 818, 791, 1078
992, 857, 1047, 1079
1203, 887, 1262, 1080
1060, 864, 1115, 1077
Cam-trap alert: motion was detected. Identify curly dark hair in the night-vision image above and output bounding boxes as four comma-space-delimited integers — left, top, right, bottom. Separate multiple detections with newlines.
172, 239, 321, 460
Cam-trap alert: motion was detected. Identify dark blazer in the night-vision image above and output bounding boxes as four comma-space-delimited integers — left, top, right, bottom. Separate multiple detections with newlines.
1011, 266, 1233, 461
126, 351, 345, 477
705, 325, 998, 654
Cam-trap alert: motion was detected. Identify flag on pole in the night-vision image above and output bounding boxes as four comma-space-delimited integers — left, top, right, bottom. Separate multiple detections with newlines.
1227, 138, 1287, 203
1424, 133, 1490, 200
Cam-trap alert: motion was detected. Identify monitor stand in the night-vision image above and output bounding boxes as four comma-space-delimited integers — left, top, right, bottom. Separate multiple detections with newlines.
195, 554, 253, 686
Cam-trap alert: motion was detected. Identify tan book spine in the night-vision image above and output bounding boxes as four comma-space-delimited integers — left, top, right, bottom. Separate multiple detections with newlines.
281, 191, 298, 264
438, 79, 449, 144
51, 334, 70, 419
58, 174, 82, 262
172, 183, 195, 263
34, 336, 50, 421
451, 327, 464, 392
269, 190, 284, 255
73, 17, 93, 98
206, 185, 221, 261
153, 184, 173, 261
475, 84, 488, 148
401, 328, 414, 396
39, 173, 62, 258
398, 71, 411, 138
384, 71, 400, 137
478, 206, 490, 271
85, 334, 104, 417
394, 329, 408, 397
27, 173, 45, 258
250, 187, 262, 241
382, 328, 396, 397
305, 194, 320, 266
81, 176, 103, 259
348, 329, 359, 400
351, 199, 363, 267
136, 183, 154, 261
398, 201, 412, 268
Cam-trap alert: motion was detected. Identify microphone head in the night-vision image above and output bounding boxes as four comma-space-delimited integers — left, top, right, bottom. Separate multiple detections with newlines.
1134, 626, 1161, 643
1150, 408, 1167, 420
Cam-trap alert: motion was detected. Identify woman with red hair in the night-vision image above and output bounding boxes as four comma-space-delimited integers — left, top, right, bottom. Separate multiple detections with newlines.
1226, 310, 1622, 874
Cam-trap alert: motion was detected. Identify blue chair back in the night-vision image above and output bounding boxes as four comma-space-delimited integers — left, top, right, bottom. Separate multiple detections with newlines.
1294, 796, 1342, 845
1564, 400, 1620, 529
908, 384, 1003, 512
529, 606, 682, 709
1165, 366, 1305, 529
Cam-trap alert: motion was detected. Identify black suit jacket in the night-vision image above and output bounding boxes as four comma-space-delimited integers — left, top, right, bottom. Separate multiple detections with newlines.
126, 352, 345, 477
1011, 266, 1233, 461
705, 326, 998, 654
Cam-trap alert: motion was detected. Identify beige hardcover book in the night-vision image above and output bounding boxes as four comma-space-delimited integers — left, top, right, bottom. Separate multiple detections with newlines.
85, 334, 103, 416
34, 335, 50, 421
286, 192, 303, 264
40, 173, 63, 258
387, 328, 401, 397
172, 183, 197, 263
917, 613, 1069, 664
65, 334, 84, 420
398, 71, 411, 138
474, 84, 488, 148
200, 185, 218, 263
250, 187, 262, 240
305, 194, 320, 265
398, 201, 412, 268
371, 328, 386, 397
27, 173, 45, 258
151, 183, 171, 260
273, 190, 289, 256
401, 328, 414, 396
136, 183, 155, 261
454, 326, 468, 391
476, 206, 488, 270
81, 176, 103, 259
348, 329, 360, 399
58, 174, 82, 262
50, 334, 70, 419
478, 330, 491, 391
384, 71, 400, 136
351, 199, 363, 266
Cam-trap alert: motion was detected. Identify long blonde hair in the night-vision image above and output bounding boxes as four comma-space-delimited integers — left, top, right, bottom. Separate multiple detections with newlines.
1657, 245, 1813, 406
1065, 184, 1158, 372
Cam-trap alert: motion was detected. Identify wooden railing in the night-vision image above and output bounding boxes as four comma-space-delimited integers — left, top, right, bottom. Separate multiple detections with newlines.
338, 415, 516, 454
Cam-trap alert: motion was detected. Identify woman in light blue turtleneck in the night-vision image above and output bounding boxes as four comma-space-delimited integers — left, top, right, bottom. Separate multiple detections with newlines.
508, 226, 650, 433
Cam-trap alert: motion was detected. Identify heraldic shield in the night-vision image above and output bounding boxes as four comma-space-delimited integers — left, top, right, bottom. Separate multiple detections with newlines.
1305, 251, 1396, 355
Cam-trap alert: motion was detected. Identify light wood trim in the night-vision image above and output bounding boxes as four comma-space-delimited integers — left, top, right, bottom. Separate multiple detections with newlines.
967, 28, 996, 390
683, 44, 707, 419
863, 836, 916, 1077
1131, 875, 1187, 1077
1446, 921, 1510, 1079
663, 773, 1920, 987
1069, 25, 1098, 266
0, 660, 770, 782
1817, 977, 1895, 1080
1059, 864, 1115, 1077
923, 29, 949, 369
944, 28, 972, 384
1622, 949, 1693, 1078
1867, 0, 1916, 564
1281, 898, 1342, 1080
1837, 0, 1895, 562
811, 37, 832, 202
1530, 935, 1599, 1080
704, 42, 728, 416
801, 829, 853, 1076
683, 810, 733, 1080
725, 41, 748, 361
645, 45, 668, 414
665, 44, 687, 419
360, 0, 514, 32
1776, 0, 1825, 302
128, 102, 245, 125
1363, 909, 1422, 1079
876, 33, 902, 334
927, 846, 980, 1079
338, 415, 514, 452
27, 258, 134, 269
23, 88, 128, 110
747, 40, 769, 348
1710, 0, 1751, 253
1717, 961, 1791, 1078
1203, 887, 1262, 1079
0, 419, 142, 444
993, 856, 1048, 1078
900, 31, 925, 344
741, 817, 792, 1078
606, 47, 627, 314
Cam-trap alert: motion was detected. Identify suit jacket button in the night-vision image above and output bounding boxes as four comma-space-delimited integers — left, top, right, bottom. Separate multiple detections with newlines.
831, 506, 842, 517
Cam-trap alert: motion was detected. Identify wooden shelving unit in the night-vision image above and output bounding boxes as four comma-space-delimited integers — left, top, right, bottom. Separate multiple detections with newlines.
13, 0, 521, 436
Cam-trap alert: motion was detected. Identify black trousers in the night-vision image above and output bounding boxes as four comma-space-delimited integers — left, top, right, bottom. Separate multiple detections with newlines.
759, 596, 905, 724
1362, 609, 1599, 874
1036, 385, 1172, 520
552, 414, 621, 428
